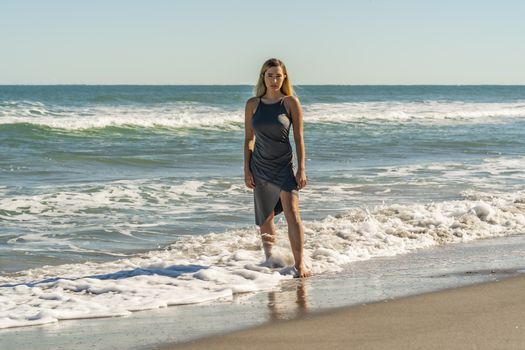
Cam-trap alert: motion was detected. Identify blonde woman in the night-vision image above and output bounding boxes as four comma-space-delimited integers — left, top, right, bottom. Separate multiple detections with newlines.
244, 58, 311, 278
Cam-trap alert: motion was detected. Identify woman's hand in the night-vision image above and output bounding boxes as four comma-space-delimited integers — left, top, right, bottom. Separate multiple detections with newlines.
295, 169, 307, 190
244, 169, 255, 189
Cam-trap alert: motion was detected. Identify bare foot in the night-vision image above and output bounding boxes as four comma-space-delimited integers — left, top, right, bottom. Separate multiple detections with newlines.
294, 265, 312, 278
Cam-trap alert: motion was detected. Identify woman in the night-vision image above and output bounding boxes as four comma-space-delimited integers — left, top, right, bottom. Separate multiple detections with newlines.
244, 58, 311, 278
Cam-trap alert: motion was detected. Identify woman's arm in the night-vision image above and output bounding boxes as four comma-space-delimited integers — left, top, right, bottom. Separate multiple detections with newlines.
244, 98, 257, 189
288, 96, 307, 189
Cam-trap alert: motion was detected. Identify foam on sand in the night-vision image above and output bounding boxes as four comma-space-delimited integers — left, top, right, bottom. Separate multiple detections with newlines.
1, 190, 524, 329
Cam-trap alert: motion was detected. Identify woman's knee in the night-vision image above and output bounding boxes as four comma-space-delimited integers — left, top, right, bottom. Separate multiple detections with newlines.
283, 207, 301, 224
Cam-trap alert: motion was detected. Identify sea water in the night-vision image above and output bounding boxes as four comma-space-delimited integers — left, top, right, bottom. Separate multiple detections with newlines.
0, 85, 524, 329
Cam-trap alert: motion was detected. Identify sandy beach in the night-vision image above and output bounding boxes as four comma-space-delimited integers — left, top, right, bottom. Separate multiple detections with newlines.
158, 274, 525, 350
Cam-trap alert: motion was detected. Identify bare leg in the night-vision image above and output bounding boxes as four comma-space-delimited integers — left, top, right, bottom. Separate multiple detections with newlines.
280, 191, 311, 278
259, 211, 275, 260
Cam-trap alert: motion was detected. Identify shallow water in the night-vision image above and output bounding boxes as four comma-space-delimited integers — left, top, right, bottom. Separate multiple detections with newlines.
1, 233, 524, 350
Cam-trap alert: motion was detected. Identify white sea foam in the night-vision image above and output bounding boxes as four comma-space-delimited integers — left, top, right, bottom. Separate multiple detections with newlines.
304, 100, 525, 125
1, 155, 523, 258
1, 190, 524, 329
0, 101, 242, 131
367, 156, 525, 185
0, 178, 250, 257
0, 179, 244, 221
1, 100, 525, 131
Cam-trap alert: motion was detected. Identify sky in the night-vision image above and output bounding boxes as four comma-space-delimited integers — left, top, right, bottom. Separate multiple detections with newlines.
1, 0, 524, 85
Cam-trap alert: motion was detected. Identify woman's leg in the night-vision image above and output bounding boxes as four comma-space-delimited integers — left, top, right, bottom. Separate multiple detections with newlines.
259, 211, 275, 260
280, 191, 311, 278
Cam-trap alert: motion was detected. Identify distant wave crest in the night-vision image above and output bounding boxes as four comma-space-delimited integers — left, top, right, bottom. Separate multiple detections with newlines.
1, 100, 525, 133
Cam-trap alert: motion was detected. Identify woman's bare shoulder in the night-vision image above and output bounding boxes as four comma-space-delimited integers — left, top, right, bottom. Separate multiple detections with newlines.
245, 96, 260, 107
283, 95, 301, 110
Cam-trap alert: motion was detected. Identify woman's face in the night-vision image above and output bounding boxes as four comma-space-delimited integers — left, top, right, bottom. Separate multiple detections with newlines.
263, 66, 286, 92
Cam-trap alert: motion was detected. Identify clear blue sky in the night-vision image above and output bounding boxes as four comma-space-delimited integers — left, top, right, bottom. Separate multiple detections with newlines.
1, 0, 524, 84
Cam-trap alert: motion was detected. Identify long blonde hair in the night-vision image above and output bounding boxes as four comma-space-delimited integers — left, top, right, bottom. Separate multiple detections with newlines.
254, 58, 294, 97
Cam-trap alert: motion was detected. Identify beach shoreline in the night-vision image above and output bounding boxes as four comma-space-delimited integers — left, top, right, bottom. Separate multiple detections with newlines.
2, 233, 525, 350
157, 273, 525, 350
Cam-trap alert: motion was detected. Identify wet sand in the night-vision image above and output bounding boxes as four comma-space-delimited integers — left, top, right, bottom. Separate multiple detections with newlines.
158, 274, 525, 350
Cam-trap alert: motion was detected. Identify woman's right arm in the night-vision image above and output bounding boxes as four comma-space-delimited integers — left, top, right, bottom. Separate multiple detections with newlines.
244, 98, 256, 189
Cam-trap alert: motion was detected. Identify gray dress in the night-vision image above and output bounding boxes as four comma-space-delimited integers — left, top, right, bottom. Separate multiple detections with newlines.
250, 97, 298, 226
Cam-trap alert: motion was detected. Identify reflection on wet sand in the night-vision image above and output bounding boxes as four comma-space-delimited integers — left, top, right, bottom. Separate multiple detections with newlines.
267, 278, 309, 321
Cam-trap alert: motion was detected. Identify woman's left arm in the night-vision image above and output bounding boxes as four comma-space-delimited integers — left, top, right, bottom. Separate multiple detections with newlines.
288, 96, 307, 190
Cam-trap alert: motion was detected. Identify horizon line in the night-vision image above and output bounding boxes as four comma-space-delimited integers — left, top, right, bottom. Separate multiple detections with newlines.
1, 83, 525, 87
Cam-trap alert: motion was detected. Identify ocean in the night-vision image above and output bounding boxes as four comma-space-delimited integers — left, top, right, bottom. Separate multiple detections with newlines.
0, 85, 524, 330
